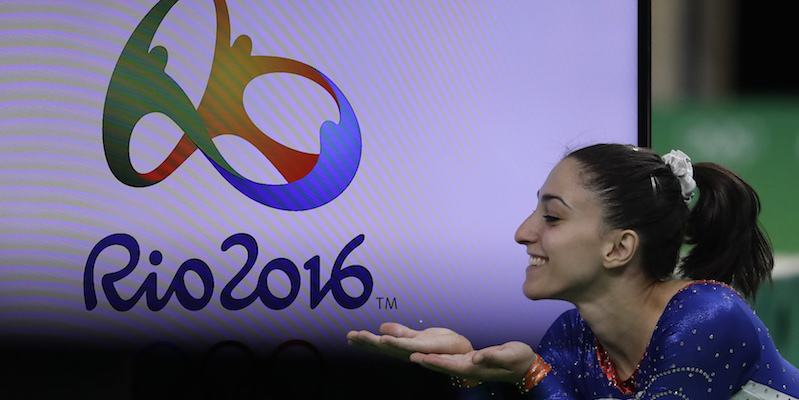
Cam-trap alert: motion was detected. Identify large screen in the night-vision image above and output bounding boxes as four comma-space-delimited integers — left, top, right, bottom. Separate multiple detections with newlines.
1, 0, 647, 367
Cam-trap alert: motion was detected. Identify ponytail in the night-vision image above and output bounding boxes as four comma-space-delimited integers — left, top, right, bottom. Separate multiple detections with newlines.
567, 144, 773, 298
680, 162, 773, 298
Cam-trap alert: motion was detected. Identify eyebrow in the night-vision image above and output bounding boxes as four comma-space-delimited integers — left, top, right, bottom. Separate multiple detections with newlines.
537, 191, 572, 209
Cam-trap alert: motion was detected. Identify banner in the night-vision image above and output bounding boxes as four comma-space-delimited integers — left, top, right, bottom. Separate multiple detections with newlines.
0, 0, 640, 355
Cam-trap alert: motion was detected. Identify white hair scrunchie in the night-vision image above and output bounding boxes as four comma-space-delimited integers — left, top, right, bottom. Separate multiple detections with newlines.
662, 149, 696, 205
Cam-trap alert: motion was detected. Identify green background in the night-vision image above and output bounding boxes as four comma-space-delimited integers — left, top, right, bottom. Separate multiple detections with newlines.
652, 98, 799, 365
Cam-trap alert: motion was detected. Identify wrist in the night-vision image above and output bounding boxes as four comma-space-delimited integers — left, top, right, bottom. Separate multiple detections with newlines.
515, 354, 552, 394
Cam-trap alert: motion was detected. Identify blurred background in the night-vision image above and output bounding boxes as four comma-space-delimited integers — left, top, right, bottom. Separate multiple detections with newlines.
651, 1, 799, 364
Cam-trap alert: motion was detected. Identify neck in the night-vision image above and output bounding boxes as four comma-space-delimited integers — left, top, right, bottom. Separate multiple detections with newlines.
573, 277, 689, 380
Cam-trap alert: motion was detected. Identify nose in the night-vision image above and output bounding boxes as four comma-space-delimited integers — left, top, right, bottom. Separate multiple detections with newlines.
514, 212, 539, 245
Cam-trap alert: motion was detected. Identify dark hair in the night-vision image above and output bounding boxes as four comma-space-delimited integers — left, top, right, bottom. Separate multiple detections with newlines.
566, 143, 773, 298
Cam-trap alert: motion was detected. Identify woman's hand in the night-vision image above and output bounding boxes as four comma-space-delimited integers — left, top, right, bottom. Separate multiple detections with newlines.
346, 322, 474, 361
347, 323, 537, 383
411, 341, 537, 383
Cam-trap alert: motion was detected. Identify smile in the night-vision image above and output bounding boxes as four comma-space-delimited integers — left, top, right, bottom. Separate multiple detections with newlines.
528, 256, 548, 267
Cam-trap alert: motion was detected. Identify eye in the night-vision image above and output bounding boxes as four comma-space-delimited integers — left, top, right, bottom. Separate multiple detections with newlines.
543, 215, 560, 223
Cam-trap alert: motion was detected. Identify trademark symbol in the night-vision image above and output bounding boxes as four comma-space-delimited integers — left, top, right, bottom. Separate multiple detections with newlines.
376, 296, 398, 310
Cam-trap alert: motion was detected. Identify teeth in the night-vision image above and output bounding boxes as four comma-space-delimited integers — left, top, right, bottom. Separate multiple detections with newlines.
529, 256, 548, 266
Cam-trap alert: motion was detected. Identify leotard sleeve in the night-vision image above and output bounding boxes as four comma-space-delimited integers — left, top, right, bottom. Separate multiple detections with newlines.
635, 283, 763, 399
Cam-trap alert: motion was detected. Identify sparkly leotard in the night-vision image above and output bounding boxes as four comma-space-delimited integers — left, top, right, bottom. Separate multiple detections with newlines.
459, 281, 799, 399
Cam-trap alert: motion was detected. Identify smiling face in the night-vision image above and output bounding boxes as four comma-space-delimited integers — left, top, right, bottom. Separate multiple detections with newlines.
514, 157, 616, 302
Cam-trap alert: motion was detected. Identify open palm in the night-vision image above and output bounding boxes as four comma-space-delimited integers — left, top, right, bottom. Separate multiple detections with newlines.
347, 322, 536, 382
347, 322, 473, 360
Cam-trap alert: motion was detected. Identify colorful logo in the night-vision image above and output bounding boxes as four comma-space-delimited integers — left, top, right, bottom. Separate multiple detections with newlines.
102, 0, 361, 211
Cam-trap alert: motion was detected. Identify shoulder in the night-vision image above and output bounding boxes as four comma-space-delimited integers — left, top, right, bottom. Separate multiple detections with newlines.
538, 308, 593, 358
664, 280, 754, 321
536, 308, 595, 394
542, 308, 587, 340
635, 282, 761, 397
651, 280, 761, 358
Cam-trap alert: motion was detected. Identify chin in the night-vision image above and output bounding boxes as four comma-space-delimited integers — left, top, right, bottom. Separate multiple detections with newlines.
522, 281, 548, 300
523, 278, 567, 301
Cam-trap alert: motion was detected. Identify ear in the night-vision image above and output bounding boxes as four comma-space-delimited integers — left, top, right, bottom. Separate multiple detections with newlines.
602, 229, 639, 269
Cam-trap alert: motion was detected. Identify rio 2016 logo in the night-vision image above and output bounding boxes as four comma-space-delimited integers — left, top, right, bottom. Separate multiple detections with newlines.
102, 0, 361, 211
87, 0, 373, 312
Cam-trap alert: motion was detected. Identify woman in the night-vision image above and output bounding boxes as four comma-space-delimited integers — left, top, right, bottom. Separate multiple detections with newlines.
347, 144, 799, 399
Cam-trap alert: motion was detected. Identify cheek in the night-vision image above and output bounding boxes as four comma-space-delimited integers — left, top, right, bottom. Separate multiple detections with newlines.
547, 230, 603, 268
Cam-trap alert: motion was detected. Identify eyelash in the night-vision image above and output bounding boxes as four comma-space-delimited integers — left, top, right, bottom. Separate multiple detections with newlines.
543, 215, 560, 223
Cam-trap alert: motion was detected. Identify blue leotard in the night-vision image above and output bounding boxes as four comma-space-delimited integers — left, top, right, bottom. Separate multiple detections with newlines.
459, 281, 799, 399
